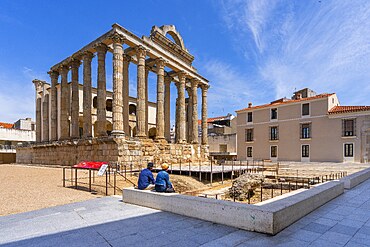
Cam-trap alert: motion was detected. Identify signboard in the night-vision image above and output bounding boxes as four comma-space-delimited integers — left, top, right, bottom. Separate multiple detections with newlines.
97, 164, 108, 176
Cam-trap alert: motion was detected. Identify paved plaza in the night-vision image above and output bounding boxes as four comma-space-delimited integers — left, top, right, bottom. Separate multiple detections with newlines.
2, 179, 370, 247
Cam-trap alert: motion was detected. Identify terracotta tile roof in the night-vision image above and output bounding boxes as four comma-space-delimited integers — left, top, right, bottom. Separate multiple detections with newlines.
197, 115, 230, 125
236, 93, 335, 113
328, 106, 370, 114
0, 122, 14, 129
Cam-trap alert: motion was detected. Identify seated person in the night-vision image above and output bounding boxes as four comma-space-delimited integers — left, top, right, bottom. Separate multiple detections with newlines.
137, 162, 155, 190
155, 163, 175, 193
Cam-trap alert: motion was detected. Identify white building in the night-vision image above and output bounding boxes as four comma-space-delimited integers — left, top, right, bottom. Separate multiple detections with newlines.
0, 118, 35, 163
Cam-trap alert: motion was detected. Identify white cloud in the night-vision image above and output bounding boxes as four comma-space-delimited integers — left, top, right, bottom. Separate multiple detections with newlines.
0, 70, 37, 123
201, 59, 265, 115
218, 0, 370, 105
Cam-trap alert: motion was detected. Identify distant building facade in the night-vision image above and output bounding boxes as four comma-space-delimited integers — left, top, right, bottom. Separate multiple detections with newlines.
236, 88, 370, 163
0, 118, 35, 163
199, 114, 237, 160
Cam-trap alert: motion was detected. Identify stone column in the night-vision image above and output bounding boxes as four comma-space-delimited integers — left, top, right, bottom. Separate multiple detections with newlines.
135, 45, 147, 137
36, 97, 42, 142
59, 65, 69, 140
191, 79, 199, 144
111, 34, 125, 137
176, 71, 187, 143
155, 58, 166, 140
48, 70, 59, 141
42, 94, 49, 142
145, 66, 150, 136
82, 51, 94, 138
70, 59, 81, 139
123, 54, 131, 135
164, 76, 171, 141
201, 84, 209, 145
186, 87, 193, 143
95, 43, 108, 137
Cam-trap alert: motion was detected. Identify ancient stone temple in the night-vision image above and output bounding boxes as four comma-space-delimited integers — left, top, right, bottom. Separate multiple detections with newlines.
17, 23, 210, 166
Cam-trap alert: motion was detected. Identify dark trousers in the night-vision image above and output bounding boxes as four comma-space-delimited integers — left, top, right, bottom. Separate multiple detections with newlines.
155, 184, 175, 193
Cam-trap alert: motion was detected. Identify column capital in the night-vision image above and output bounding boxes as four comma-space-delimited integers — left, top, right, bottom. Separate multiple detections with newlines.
191, 78, 200, 88
177, 71, 187, 81
135, 45, 147, 59
82, 50, 94, 61
59, 65, 69, 74
109, 32, 126, 44
164, 76, 172, 85
47, 70, 59, 79
155, 57, 166, 70
95, 43, 109, 53
200, 83, 210, 91
70, 58, 81, 69
123, 54, 131, 63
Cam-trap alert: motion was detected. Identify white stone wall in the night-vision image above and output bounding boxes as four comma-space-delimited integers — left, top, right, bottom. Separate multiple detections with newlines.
0, 128, 35, 142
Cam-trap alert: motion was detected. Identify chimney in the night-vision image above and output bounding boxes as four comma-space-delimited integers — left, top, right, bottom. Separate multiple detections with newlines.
248, 102, 252, 108
296, 93, 302, 100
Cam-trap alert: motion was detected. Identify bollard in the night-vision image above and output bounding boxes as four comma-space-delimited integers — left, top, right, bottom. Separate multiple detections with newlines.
289, 182, 291, 192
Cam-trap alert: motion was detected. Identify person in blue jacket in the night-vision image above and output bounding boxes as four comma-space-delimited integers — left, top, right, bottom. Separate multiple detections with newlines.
137, 162, 155, 190
155, 163, 175, 193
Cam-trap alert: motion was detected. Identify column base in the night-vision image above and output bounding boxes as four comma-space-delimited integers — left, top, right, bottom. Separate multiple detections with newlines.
111, 130, 125, 137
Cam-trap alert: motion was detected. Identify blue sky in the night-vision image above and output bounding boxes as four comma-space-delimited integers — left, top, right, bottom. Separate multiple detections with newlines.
1, 0, 370, 123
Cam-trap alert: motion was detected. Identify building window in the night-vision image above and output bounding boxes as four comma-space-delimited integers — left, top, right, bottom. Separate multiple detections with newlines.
247, 112, 253, 122
271, 146, 277, 158
219, 144, 227, 153
271, 108, 278, 120
300, 123, 311, 139
106, 99, 113, 112
344, 143, 354, 157
342, 119, 356, 137
247, 147, 253, 158
245, 128, 253, 142
302, 145, 309, 157
302, 103, 310, 116
93, 96, 97, 108
269, 126, 279, 140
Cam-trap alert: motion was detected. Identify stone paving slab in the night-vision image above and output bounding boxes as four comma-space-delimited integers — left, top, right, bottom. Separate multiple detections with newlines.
2, 178, 370, 246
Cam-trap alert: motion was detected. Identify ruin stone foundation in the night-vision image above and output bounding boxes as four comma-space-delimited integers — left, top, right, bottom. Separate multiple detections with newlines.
16, 137, 209, 167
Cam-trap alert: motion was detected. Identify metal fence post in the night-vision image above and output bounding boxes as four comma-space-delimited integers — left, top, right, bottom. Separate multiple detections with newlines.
210, 159, 213, 186
199, 160, 202, 182
221, 161, 224, 184
179, 159, 182, 175
89, 169, 91, 192
63, 167, 65, 187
